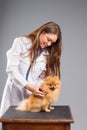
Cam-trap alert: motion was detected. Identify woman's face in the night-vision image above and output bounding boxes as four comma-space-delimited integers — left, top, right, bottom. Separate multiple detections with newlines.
39, 33, 57, 49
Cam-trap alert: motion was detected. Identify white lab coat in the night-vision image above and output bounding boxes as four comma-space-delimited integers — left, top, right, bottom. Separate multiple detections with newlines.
0, 36, 48, 117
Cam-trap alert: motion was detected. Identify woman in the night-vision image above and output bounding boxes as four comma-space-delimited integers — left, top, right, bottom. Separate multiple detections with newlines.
0, 22, 62, 116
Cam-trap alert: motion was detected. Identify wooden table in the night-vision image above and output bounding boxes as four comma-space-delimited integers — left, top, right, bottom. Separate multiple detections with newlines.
0, 106, 74, 130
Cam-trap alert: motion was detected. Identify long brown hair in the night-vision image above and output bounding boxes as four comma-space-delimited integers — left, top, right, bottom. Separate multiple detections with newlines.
25, 22, 62, 79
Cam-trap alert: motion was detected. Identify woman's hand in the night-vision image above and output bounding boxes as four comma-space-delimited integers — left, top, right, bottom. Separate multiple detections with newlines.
31, 86, 46, 97
24, 84, 46, 97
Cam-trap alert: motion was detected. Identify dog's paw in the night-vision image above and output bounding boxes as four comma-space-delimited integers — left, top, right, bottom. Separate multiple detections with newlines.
44, 108, 51, 112
49, 106, 54, 110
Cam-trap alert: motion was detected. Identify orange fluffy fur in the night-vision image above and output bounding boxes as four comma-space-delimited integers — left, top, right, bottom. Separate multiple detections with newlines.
16, 76, 61, 112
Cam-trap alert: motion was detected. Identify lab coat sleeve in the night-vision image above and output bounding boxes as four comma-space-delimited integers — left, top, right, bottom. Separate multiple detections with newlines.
6, 37, 29, 91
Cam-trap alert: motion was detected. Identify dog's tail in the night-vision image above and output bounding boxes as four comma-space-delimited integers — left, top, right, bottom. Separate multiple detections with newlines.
15, 99, 28, 111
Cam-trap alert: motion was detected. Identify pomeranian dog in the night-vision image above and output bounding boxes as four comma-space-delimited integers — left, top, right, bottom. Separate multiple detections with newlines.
16, 76, 61, 112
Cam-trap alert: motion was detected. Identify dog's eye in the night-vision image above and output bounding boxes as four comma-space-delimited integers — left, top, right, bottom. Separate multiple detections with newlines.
50, 84, 53, 86
47, 83, 56, 86
47, 83, 51, 86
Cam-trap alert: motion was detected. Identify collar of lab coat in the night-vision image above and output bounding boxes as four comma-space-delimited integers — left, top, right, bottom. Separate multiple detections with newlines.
35, 49, 49, 62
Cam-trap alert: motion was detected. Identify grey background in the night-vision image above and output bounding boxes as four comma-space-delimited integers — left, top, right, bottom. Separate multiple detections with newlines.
0, 0, 87, 130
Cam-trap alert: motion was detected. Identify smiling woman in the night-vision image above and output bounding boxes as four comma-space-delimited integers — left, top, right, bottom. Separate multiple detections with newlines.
39, 33, 58, 48
0, 22, 62, 117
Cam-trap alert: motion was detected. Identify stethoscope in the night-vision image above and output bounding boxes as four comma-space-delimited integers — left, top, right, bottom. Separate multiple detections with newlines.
26, 48, 44, 81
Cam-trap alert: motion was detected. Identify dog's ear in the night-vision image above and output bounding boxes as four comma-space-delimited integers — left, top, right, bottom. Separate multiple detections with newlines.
45, 76, 52, 81
54, 76, 59, 81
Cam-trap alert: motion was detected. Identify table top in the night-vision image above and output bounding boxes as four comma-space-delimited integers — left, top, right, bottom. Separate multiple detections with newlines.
0, 106, 74, 123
